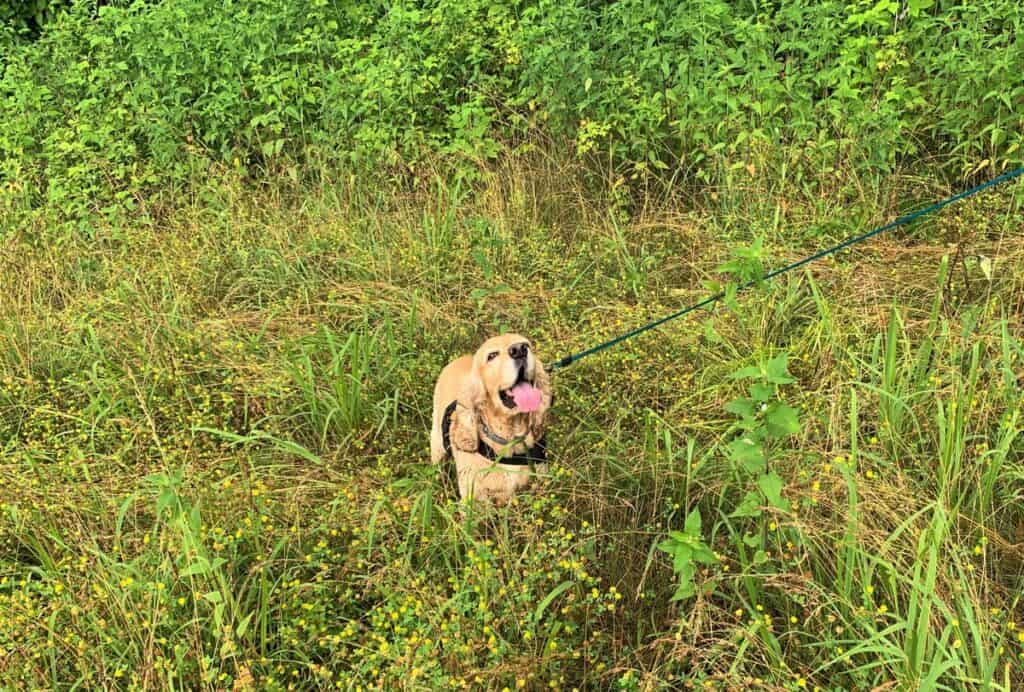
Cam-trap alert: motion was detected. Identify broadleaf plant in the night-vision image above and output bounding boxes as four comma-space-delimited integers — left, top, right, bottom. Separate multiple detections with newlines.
657, 509, 718, 602
725, 352, 801, 517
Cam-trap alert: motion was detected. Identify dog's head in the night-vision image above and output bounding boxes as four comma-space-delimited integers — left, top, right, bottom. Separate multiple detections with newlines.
457, 333, 552, 440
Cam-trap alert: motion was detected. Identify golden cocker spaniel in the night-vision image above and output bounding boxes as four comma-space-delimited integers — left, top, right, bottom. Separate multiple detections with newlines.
430, 334, 552, 504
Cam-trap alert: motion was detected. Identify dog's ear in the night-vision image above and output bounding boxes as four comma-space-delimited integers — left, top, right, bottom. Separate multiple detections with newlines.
528, 358, 552, 440
451, 365, 485, 452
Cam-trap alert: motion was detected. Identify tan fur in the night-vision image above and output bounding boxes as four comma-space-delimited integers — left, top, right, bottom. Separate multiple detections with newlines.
430, 334, 552, 504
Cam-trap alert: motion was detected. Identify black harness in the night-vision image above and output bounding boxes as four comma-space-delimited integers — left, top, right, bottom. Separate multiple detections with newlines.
440, 400, 546, 466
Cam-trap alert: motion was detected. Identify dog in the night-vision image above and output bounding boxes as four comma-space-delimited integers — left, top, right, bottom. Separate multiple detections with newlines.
430, 334, 552, 504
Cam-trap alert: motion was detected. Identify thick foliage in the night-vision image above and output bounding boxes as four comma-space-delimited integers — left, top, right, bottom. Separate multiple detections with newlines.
0, 0, 73, 37
1, 0, 1022, 221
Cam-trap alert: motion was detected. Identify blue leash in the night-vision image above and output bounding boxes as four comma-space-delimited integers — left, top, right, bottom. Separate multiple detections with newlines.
551, 166, 1024, 370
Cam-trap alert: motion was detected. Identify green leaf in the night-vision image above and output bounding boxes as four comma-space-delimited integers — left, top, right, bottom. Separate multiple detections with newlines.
671, 545, 693, 573
730, 364, 763, 381
657, 538, 681, 555
764, 402, 800, 437
748, 382, 773, 402
684, 508, 702, 536
702, 319, 723, 344
691, 544, 718, 565
670, 562, 696, 601
757, 471, 789, 511
657, 537, 693, 579
731, 491, 763, 518
236, 612, 253, 639
725, 397, 755, 419
533, 580, 574, 625
765, 354, 795, 384
180, 556, 210, 577
724, 283, 739, 312
727, 437, 766, 473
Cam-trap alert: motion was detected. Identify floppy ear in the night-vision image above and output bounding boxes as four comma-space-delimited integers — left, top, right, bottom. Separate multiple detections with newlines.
528, 358, 553, 440
451, 365, 484, 452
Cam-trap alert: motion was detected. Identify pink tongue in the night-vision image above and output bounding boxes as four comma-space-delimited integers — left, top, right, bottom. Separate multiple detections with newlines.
509, 382, 542, 412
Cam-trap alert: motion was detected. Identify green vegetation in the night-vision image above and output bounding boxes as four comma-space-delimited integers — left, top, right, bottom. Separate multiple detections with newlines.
2, 0, 1023, 689
2, 0, 1023, 227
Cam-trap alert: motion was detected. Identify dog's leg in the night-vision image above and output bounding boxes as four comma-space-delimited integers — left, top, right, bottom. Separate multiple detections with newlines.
457, 465, 474, 501
430, 414, 445, 463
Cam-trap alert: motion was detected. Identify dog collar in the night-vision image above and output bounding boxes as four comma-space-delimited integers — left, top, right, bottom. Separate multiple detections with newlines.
478, 416, 527, 449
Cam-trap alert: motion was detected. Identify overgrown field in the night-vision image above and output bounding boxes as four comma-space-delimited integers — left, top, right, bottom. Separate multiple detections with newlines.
3, 156, 1023, 689
2, 0, 1024, 690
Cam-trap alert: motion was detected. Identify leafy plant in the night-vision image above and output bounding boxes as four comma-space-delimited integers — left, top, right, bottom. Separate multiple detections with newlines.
657, 509, 718, 602
3, 0, 1023, 230
725, 354, 800, 477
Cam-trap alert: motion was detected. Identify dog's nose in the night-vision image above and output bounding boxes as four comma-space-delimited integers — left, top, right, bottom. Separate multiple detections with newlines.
508, 342, 529, 360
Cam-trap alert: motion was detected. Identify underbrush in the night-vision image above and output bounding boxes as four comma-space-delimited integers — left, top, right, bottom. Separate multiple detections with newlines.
2, 153, 1022, 689
1, 0, 1023, 230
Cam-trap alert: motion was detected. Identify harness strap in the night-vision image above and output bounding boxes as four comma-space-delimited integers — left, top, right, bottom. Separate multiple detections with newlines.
441, 400, 458, 458
441, 400, 546, 466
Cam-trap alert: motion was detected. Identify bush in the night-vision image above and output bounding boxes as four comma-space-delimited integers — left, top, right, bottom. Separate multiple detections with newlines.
0, 0, 1022, 226
0, 0, 72, 38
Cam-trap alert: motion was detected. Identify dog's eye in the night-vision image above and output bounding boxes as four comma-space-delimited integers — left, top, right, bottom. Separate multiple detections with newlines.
486, 351, 499, 361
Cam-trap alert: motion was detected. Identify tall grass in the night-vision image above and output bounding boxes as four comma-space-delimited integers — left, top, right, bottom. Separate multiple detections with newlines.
3, 152, 1024, 687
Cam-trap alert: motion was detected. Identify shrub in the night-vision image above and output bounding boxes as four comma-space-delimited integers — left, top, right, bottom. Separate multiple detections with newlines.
0, 0, 1021, 226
